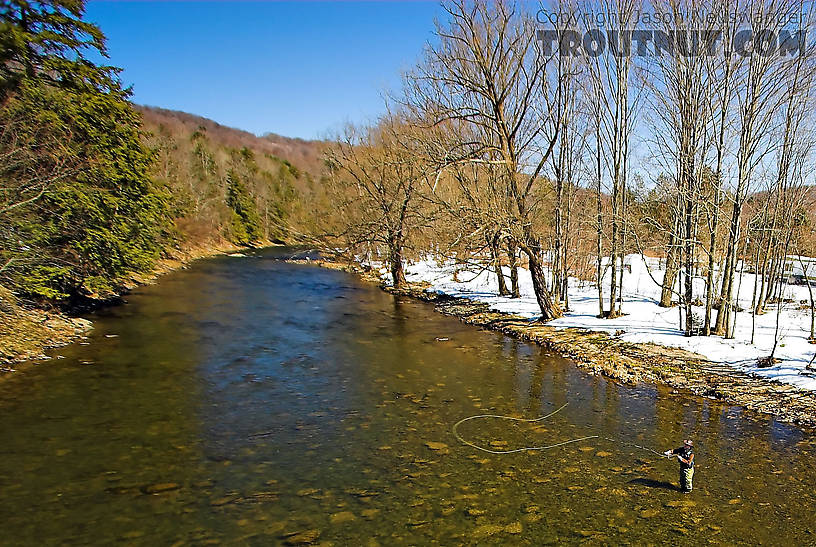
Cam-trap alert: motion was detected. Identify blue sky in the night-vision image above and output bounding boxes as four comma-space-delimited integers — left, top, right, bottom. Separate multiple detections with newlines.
85, 1, 445, 140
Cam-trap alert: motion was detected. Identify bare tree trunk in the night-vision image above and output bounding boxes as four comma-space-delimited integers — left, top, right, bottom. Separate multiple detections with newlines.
728, 229, 751, 339
552, 174, 563, 303
507, 239, 520, 298
617, 179, 627, 316
684, 193, 695, 336
800, 255, 815, 339
751, 229, 762, 344
715, 202, 741, 336
756, 191, 781, 314
661, 218, 680, 307
526, 245, 561, 321
489, 233, 510, 296
770, 234, 795, 360
704, 42, 732, 335
389, 236, 407, 289
595, 117, 605, 318
609, 182, 619, 317
562, 179, 573, 312
703, 200, 720, 335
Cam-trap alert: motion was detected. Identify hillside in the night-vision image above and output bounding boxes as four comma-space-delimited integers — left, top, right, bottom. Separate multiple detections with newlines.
136, 105, 327, 179
135, 105, 328, 253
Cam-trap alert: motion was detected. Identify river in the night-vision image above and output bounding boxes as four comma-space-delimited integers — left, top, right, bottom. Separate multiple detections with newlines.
0, 247, 814, 544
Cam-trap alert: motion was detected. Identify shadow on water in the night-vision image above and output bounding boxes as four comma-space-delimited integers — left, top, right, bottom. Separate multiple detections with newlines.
0, 247, 814, 544
628, 477, 678, 491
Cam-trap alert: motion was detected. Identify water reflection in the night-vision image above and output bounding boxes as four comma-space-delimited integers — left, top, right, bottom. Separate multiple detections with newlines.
0, 247, 813, 544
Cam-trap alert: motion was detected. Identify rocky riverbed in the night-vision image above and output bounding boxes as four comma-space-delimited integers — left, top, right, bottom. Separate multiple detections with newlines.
293, 259, 816, 428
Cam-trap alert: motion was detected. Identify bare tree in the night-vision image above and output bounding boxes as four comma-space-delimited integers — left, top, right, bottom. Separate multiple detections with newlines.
642, 0, 719, 336
548, 0, 589, 308
325, 114, 429, 289
406, 0, 564, 319
701, 0, 741, 335
583, 0, 642, 318
715, 0, 795, 338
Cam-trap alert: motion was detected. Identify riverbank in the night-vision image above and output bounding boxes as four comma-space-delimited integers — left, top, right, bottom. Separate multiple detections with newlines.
0, 240, 262, 370
292, 258, 816, 428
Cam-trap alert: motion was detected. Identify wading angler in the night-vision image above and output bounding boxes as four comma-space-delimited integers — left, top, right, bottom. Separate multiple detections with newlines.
664, 440, 695, 493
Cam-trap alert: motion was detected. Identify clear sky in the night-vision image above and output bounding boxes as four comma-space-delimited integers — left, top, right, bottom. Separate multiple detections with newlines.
85, 1, 445, 140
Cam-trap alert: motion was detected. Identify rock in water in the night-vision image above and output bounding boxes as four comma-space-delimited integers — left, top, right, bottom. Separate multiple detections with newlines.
425, 441, 448, 451
330, 511, 356, 524
472, 524, 505, 538
281, 529, 321, 545
665, 500, 696, 508
505, 522, 523, 534
141, 483, 180, 494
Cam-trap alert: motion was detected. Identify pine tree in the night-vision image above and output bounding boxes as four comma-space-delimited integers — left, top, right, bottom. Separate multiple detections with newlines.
0, 0, 172, 300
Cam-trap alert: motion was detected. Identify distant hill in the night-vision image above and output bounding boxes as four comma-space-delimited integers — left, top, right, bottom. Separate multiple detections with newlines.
136, 105, 327, 178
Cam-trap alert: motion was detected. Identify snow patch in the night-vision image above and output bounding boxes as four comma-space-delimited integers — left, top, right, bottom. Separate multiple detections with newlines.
393, 255, 816, 392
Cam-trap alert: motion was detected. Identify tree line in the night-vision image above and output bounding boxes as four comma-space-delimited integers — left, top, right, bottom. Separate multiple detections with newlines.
323, 0, 816, 354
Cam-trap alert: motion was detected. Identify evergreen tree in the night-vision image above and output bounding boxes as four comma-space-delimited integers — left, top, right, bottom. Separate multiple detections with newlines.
0, 0, 172, 300
225, 168, 263, 246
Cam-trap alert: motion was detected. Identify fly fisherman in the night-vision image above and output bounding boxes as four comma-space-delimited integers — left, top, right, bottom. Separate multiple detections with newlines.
664, 439, 694, 493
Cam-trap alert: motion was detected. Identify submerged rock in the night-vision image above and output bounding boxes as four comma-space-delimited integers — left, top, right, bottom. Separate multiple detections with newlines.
210, 495, 240, 507
361, 509, 380, 519
330, 511, 356, 524
141, 483, 180, 494
665, 500, 696, 508
281, 529, 321, 545
472, 524, 506, 538
505, 522, 522, 534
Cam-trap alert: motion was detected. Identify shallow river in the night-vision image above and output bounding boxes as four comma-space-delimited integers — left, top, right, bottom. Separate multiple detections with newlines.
1, 248, 815, 545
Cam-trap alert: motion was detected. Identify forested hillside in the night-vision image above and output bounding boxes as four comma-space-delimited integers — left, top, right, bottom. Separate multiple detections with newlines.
137, 106, 326, 178
0, 0, 325, 310
137, 105, 325, 253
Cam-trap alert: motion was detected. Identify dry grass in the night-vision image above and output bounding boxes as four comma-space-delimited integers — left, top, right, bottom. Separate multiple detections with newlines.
0, 286, 91, 368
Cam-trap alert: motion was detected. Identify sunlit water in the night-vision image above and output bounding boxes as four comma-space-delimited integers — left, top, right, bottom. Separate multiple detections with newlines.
1, 248, 815, 545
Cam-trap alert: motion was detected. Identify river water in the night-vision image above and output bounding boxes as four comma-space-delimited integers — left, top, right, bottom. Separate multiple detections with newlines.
1, 248, 815, 545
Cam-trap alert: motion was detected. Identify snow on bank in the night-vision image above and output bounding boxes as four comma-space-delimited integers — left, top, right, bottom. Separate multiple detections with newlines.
384, 255, 816, 392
